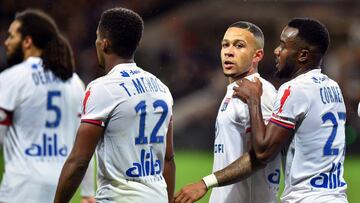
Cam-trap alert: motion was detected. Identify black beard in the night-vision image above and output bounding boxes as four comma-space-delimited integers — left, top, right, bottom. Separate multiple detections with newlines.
275, 57, 296, 79
6, 43, 24, 67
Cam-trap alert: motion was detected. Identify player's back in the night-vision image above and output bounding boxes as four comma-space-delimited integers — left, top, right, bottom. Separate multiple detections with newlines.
82, 63, 173, 202
275, 69, 347, 203
0, 57, 84, 203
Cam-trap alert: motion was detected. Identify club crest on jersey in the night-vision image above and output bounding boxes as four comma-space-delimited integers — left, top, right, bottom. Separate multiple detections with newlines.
221, 98, 231, 112
126, 147, 162, 178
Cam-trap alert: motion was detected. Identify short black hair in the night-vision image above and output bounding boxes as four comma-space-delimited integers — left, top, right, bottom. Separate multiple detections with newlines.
288, 18, 330, 55
15, 9, 74, 81
229, 21, 264, 49
98, 7, 144, 59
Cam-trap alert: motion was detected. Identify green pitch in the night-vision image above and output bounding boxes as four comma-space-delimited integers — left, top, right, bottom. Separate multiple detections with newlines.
0, 150, 358, 202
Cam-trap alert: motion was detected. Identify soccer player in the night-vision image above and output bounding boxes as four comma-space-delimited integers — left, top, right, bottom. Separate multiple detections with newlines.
175, 21, 280, 203
54, 7, 175, 203
176, 18, 348, 203
0, 9, 95, 203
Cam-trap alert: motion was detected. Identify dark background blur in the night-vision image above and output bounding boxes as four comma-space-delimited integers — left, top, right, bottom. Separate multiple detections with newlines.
1, 0, 360, 153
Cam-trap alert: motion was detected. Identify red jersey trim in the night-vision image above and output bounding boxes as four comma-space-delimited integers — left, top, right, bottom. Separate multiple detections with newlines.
83, 88, 91, 114
0, 108, 13, 126
270, 118, 295, 130
81, 119, 103, 127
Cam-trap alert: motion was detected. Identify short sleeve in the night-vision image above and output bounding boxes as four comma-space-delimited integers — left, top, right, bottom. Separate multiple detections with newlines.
0, 69, 25, 111
260, 81, 277, 123
81, 82, 114, 127
270, 84, 310, 130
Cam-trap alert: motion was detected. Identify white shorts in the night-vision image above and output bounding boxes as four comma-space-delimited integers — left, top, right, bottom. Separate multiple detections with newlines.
298, 194, 348, 203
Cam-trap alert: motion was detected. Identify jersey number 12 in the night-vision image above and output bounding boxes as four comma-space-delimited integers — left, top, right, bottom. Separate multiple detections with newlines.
134, 99, 168, 145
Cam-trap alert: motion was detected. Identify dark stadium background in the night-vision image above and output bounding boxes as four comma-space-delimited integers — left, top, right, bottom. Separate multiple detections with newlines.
0, 1, 360, 202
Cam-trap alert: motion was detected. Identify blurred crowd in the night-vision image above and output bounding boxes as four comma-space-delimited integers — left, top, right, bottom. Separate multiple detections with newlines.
1, 0, 360, 152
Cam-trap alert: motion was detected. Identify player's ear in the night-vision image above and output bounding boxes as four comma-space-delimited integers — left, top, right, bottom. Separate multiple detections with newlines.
298, 49, 309, 63
102, 39, 111, 54
253, 49, 264, 63
22, 36, 33, 49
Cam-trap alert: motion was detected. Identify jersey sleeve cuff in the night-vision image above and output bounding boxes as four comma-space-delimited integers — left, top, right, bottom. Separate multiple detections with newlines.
81, 119, 104, 127
270, 117, 295, 130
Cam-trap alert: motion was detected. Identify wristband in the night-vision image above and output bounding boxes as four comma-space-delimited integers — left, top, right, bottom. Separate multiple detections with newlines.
202, 174, 218, 189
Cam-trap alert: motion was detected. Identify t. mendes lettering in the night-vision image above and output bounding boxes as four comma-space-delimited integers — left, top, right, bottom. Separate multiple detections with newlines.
119, 76, 167, 97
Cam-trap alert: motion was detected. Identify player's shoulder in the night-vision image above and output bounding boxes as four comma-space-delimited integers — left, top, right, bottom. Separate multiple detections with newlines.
0, 57, 38, 82
141, 67, 172, 93
258, 76, 276, 92
68, 72, 85, 90
86, 76, 106, 90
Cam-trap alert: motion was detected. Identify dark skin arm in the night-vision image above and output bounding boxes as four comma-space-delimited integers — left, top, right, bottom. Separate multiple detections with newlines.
163, 117, 176, 202
174, 78, 292, 203
54, 123, 103, 203
233, 77, 293, 164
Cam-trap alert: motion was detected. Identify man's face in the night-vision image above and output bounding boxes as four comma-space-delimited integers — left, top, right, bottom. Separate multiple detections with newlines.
220, 27, 259, 81
95, 28, 105, 69
4, 20, 24, 67
274, 26, 300, 78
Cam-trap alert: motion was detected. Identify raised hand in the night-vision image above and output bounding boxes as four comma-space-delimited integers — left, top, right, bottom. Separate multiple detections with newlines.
232, 77, 263, 103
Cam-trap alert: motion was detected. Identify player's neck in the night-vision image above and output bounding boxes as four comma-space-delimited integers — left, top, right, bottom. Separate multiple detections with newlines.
23, 47, 42, 60
105, 55, 134, 73
292, 60, 322, 78
228, 66, 257, 84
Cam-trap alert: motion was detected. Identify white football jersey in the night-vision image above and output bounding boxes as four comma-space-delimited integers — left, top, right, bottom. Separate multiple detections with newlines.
81, 63, 173, 202
210, 73, 281, 203
270, 69, 348, 203
0, 57, 93, 203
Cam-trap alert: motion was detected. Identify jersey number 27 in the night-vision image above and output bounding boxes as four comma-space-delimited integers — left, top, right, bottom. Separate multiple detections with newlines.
322, 112, 346, 156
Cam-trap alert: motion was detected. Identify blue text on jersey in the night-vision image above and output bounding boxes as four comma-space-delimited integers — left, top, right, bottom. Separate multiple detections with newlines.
320, 86, 343, 104
310, 162, 346, 189
25, 133, 68, 157
119, 76, 167, 97
126, 147, 161, 177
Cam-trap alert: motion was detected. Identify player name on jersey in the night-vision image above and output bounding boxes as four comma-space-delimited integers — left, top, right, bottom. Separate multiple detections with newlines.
119, 76, 167, 97
31, 64, 64, 86
319, 86, 343, 104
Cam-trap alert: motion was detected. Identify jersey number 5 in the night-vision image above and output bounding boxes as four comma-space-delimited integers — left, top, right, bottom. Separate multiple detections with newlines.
322, 112, 346, 156
46, 91, 62, 128
134, 99, 168, 145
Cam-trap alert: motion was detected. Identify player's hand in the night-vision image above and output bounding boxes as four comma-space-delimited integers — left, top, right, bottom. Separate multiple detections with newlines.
174, 181, 208, 203
81, 196, 96, 203
233, 77, 262, 103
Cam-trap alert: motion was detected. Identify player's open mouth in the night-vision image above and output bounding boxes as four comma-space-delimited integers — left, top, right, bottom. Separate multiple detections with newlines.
224, 61, 235, 69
